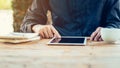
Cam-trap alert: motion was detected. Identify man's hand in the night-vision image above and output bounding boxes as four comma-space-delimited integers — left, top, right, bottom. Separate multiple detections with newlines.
90, 27, 103, 41
32, 25, 61, 39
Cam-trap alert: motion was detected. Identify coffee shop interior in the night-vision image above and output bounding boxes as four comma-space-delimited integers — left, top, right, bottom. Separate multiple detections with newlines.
0, 0, 120, 68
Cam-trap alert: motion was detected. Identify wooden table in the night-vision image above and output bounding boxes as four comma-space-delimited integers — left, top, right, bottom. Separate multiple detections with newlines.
0, 39, 120, 68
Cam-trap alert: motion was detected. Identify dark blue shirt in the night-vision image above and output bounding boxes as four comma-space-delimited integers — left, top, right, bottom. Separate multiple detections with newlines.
21, 0, 120, 36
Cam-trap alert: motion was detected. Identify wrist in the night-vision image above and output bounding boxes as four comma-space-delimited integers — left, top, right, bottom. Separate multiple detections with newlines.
32, 24, 43, 33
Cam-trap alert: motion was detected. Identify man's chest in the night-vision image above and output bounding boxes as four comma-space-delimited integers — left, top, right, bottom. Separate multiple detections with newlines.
49, 0, 106, 11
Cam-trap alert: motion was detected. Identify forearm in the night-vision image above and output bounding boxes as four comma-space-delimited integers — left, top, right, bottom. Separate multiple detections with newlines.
20, 0, 49, 33
105, 0, 120, 28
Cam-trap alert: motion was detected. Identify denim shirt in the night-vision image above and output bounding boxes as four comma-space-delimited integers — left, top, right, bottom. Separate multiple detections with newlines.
21, 0, 120, 36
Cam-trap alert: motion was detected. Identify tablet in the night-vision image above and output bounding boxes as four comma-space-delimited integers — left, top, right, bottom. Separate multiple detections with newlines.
47, 36, 87, 45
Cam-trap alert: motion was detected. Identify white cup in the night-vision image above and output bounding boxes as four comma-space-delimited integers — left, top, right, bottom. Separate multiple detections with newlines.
101, 28, 120, 43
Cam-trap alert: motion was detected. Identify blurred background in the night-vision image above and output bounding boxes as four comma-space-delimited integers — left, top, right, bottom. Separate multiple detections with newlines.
0, 0, 32, 34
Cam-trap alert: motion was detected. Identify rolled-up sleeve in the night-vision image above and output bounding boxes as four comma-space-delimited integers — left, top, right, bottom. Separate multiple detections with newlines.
20, 0, 49, 33
105, 0, 120, 28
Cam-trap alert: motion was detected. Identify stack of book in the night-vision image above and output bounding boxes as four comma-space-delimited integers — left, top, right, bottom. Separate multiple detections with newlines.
0, 32, 40, 43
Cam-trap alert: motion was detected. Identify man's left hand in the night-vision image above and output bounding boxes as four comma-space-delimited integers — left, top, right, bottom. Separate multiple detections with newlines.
90, 27, 103, 41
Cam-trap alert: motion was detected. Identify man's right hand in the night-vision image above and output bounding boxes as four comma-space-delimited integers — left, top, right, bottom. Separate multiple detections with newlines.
32, 25, 61, 39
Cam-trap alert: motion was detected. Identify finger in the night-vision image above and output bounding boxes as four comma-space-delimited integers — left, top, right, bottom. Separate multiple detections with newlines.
54, 31, 61, 38
90, 29, 99, 41
53, 33, 60, 38
47, 27, 54, 38
39, 31, 45, 38
99, 36, 103, 41
43, 29, 49, 39
94, 27, 102, 41
94, 32, 101, 41
51, 26, 61, 38
90, 30, 99, 41
90, 27, 101, 41
90, 32, 97, 41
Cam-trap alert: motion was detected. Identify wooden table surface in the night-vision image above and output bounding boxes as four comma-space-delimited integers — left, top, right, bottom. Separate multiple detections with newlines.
0, 39, 120, 68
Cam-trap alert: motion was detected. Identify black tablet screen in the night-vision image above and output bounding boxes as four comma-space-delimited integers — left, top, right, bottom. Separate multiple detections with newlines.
51, 37, 85, 43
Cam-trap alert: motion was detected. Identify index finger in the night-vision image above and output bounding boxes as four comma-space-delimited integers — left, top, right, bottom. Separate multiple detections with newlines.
51, 26, 61, 38
90, 27, 102, 41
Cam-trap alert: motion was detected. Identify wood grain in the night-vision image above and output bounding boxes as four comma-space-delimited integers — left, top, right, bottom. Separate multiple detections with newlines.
0, 39, 120, 68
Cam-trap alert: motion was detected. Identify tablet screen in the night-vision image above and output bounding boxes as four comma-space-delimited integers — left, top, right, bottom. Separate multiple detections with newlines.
48, 36, 87, 45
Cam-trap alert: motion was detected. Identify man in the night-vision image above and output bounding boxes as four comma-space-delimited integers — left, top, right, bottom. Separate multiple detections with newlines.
21, 0, 120, 41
